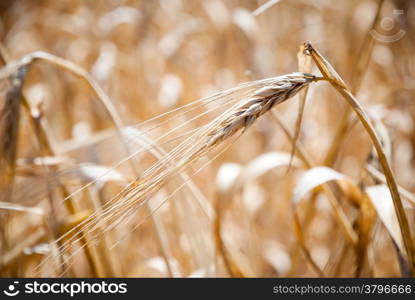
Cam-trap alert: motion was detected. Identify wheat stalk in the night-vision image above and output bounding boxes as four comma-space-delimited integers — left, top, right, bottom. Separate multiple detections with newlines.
0, 65, 27, 202
304, 41, 415, 275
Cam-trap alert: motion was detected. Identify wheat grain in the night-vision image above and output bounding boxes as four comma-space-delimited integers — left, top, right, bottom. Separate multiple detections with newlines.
206, 73, 315, 147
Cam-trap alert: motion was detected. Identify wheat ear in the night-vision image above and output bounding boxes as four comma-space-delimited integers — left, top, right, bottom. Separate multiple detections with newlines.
42, 72, 317, 274
206, 72, 316, 147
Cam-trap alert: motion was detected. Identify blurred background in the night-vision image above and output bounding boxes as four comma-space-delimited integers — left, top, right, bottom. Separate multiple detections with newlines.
0, 0, 414, 277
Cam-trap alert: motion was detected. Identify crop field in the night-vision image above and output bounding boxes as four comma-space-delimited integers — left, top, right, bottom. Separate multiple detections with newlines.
0, 0, 414, 277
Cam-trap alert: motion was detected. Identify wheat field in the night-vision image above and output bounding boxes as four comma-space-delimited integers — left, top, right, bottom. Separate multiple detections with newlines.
0, 0, 415, 278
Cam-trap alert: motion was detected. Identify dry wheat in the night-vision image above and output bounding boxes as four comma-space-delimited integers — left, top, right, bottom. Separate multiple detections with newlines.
43, 72, 316, 273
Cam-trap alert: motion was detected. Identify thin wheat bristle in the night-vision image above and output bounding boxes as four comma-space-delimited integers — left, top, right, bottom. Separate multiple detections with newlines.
39, 72, 316, 273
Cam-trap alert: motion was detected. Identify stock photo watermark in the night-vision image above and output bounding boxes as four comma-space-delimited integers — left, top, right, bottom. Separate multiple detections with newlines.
2, 280, 127, 297
3, 281, 20, 297
370, 9, 406, 43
